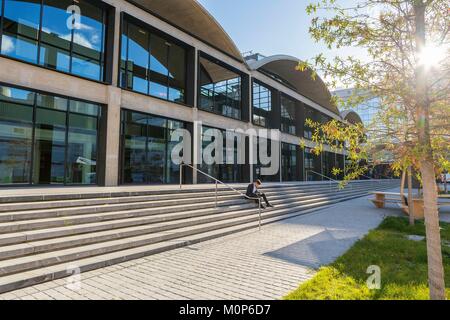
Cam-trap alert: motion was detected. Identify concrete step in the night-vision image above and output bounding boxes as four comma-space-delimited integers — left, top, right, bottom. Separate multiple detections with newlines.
0, 186, 383, 259
0, 184, 395, 264
0, 184, 351, 221
0, 182, 388, 222
0, 182, 333, 204
0, 186, 384, 277
0, 180, 398, 205
0, 185, 383, 246
0, 183, 350, 213
0, 183, 398, 294
0, 183, 390, 233
0, 181, 398, 293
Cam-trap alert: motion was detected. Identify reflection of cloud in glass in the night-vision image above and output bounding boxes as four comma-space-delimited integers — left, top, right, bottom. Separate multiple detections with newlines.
73, 22, 93, 31
1, 36, 14, 53
41, 23, 100, 49
72, 33, 95, 49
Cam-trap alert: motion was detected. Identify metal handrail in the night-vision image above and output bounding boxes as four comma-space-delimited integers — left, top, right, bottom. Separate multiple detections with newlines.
359, 174, 381, 185
376, 173, 395, 180
305, 170, 350, 191
179, 162, 263, 230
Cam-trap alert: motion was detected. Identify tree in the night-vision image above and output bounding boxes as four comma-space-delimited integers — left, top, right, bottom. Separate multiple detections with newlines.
300, 0, 449, 299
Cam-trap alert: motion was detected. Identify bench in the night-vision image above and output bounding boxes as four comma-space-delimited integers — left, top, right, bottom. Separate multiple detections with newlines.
370, 192, 450, 219
369, 192, 407, 209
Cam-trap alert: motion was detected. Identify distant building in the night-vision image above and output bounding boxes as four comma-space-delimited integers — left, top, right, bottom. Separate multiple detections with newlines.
333, 88, 381, 128
333, 88, 395, 178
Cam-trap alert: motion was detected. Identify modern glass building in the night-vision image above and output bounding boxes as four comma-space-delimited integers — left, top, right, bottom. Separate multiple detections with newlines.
0, 0, 351, 187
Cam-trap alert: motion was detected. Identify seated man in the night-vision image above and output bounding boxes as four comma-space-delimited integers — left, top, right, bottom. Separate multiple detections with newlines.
246, 179, 274, 209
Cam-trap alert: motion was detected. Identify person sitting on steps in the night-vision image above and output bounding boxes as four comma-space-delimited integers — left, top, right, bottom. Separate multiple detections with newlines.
246, 179, 274, 209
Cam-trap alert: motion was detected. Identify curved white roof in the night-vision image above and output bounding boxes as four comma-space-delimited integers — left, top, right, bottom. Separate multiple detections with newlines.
340, 110, 363, 125
248, 55, 340, 115
127, 0, 244, 62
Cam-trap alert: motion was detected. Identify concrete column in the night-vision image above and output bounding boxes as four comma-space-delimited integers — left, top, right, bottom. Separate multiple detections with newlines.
104, 86, 122, 186
191, 48, 199, 184
249, 133, 255, 183
192, 110, 200, 184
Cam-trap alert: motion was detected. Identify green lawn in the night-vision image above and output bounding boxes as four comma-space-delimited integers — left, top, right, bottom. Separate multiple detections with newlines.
284, 217, 450, 300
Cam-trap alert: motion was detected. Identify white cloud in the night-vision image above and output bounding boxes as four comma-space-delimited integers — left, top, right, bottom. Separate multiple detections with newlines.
73, 22, 94, 32
1, 36, 15, 53
72, 33, 94, 49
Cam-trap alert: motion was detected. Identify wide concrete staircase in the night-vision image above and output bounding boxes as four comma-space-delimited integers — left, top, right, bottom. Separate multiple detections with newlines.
0, 180, 398, 293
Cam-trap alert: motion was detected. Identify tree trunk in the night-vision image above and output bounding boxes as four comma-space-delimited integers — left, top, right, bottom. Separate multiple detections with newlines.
420, 161, 445, 299
408, 166, 414, 225
414, 1, 446, 300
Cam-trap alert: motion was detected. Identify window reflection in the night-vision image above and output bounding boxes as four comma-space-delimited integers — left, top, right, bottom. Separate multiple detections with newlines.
282, 143, 298, 181
199, 125, 244, 183
281, 95, 296, 135
121, 110, 185, 184
0, 84, 101, 185
0, 85, 33, 184
304, 147, 321, 181
254, 137, 279, 182
303, 105, 315, 139
252, 82, 272, 127
199, 56, 242, 120
120, 18, 186, 103
0, 0, 106, 81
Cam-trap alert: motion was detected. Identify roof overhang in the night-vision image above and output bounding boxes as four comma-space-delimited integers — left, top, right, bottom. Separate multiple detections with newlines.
340, 110, 363, 125
126, 0, 244, 63
248, 55, 339, 115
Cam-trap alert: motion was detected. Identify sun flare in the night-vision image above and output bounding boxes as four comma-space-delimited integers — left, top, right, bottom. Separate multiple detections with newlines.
418, 44, 447, 69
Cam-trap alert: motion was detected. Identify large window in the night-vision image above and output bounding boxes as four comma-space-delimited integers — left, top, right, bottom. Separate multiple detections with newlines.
252, 81, 271, 127
199, 125, 245, 183
0, 0, 107, 81
280, 95, 296, 135
254, 137, 279, 182
322, 151, 334, 178
199, 56, 242, 120
281, 143, 298, 181
121, 110, 185, 184
0, 84, 102, 185
120, 17, 186, 103
304, 147, 321, 181
303, 105, 315, 139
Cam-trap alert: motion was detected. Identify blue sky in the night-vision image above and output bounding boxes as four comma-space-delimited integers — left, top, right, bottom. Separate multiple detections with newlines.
197, 0, 322, 61
197, 0, 365, 88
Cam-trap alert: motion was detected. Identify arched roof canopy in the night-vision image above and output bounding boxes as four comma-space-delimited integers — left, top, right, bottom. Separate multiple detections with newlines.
126, 0, 244, 62
248, 55, 340, 115
340, 110, 364, 125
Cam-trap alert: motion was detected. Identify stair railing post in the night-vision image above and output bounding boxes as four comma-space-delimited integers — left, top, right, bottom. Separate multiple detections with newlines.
258, 198, 262, 231
215, 180, 218, 208
179, 163, 183, 189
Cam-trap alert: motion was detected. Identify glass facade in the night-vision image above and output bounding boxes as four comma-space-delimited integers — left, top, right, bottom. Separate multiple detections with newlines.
120, 17, 186, 103
303, 105, 315, 139
199, 56, 242, 120
254, 137, 279, 182
199, 125, 244, 183
281, 143, 298, 181
252, 81, 271, 127
0, 84, 101, 185
0, 0, 107, 81
322, 151, 333, 178
121, 110, 185, 184
280, 95, 296, 135
304, 147, 321, 181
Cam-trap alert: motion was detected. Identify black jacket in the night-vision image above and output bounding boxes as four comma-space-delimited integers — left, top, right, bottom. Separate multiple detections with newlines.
246, 183, 257, 198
